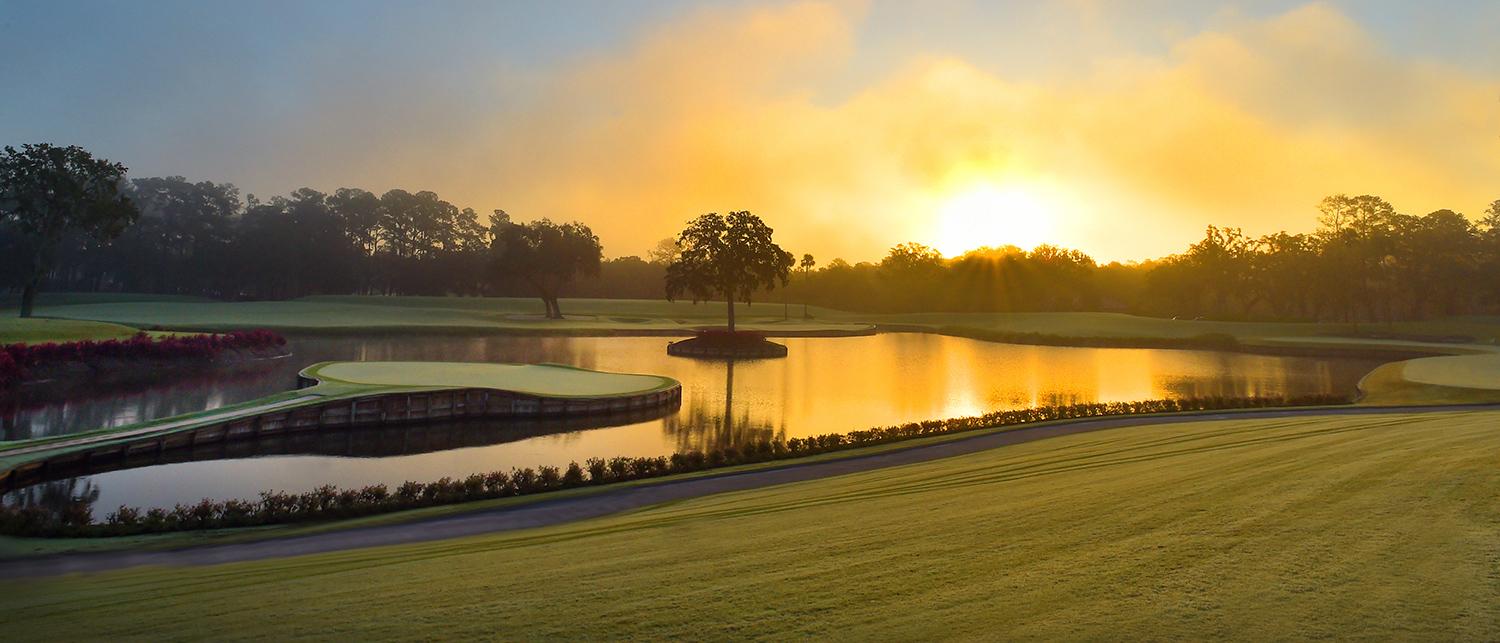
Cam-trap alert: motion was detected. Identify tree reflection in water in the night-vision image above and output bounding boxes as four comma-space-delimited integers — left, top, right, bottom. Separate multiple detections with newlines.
665, 359, 783, 454
2, 478, 100, 524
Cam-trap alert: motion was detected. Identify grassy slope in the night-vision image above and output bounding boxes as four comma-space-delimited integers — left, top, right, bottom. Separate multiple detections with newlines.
9, 411, 1499, 639
29, 295, 869, 335
1357, 352, 1500, 405
0, 317, 148, 344
28, 293, 1500, 343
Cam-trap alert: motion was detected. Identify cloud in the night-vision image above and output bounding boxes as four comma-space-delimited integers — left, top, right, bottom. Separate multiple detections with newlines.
468, 1, 1499, 262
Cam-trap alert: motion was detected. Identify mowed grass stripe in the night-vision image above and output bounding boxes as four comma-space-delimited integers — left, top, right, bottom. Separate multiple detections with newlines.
7, 411, 1499, 640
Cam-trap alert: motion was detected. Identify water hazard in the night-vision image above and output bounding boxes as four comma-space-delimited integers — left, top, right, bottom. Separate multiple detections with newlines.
2, 333, 1386, 516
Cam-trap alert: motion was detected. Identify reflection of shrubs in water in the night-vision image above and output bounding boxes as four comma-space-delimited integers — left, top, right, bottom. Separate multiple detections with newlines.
0, 478, 100, 535
0, 394, 1348, 537
1, 330, 287, 387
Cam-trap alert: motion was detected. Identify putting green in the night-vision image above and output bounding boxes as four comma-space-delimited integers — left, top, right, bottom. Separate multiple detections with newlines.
302, 361, 677, 398
1400, 353, 1500, 390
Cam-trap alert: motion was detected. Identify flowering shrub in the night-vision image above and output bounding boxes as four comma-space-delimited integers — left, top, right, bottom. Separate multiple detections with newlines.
0, 330, 286, 386
0, 350, 22, 387
0, 393, 1349, 537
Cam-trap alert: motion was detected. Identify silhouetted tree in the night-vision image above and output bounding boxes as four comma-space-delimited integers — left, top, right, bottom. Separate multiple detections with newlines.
0, 144, 138, 316
490, 214, 603, 319
798, 253, 816, 318
665, 211, 793, 332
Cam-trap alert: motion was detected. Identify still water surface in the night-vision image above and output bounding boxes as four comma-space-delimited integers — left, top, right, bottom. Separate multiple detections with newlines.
2, 334, 1383, 515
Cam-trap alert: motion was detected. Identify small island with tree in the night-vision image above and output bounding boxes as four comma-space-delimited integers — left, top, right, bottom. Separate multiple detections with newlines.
664, 210, 794, 358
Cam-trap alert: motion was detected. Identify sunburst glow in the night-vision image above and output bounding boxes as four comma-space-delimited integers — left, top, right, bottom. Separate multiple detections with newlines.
933, 184, 1055, 256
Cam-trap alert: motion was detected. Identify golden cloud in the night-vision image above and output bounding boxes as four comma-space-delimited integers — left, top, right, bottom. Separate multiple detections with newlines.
477, 1, 1500, 263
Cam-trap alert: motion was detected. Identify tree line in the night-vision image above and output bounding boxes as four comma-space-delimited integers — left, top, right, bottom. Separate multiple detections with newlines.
781, 194, 1500, 322
4, 144, 1499, 323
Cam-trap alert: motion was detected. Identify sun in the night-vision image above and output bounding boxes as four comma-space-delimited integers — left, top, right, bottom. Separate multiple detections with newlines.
933, 184, 1055, 256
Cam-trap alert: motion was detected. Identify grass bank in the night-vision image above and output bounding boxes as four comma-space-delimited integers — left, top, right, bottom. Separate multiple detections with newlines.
23, 295, 874, 337
7, 410, 1498, 639
27, 294, 1500, 349
1357, 352, 1500, 405
0, 318, 151, 344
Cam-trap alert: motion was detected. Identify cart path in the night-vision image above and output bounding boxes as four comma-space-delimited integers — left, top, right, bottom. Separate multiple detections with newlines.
6, 403, 1495, 578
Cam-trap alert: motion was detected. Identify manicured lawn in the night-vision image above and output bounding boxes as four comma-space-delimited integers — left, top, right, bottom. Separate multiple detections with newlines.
304, 361, 677, 397
28, 295, 867, 335
0, 317, 149, 344
1401, 353, 1500, 391
1357, 352, 1500, 405
9, 410, 1498, 639
31, 294, 1500, 347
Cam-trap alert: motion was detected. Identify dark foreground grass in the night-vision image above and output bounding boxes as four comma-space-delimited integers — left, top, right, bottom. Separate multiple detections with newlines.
6, 410, 1499, 640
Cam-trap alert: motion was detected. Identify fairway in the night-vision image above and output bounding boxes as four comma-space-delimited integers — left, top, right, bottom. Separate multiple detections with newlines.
24, 295, 1500, 351
0, 317, 149, 344
8, 410, 1498, 640
25, 295, 872, 336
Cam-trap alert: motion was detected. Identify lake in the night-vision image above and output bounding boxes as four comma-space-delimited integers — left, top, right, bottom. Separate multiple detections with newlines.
2, 333, 1386, 516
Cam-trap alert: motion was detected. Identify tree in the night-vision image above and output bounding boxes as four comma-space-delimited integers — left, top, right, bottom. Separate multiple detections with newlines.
0, 144, 139, 317
665, 211, 793, 332
647, 237, 681, 266
328, 188, 381, 255
490, 216, 602, 319
798, 253, 816, 318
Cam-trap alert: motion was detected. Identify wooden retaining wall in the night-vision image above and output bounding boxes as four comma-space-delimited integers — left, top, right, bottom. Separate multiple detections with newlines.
0, 385, 681, 492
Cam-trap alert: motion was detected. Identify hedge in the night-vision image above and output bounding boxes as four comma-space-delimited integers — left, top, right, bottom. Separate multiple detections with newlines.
0, 393, 1349, 537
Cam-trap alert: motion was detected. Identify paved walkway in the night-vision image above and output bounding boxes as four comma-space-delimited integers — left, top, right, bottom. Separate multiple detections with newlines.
4, 403, 1495, 578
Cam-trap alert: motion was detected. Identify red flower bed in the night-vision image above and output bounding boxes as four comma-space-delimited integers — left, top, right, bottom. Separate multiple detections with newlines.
0, 330, 286, 387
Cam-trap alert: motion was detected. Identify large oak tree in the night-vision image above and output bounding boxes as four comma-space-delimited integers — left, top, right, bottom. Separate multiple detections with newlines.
665, 211, 793, 332
490, 214, 603, 319
0, 144, 138, 317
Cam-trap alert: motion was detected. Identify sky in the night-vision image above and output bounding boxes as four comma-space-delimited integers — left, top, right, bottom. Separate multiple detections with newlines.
2, 0, 1497, 263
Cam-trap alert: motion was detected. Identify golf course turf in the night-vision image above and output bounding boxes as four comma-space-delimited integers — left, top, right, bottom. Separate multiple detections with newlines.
0, 317, 156, 344
302, 360, 676, 397
6, 409, 1498, 639
5, 293, 1500, 638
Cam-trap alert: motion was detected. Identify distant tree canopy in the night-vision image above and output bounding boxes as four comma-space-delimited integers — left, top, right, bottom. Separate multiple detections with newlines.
0, 144, 138, 317
665, 211, 793, 332
2, 156, 1499, 328
490, 214, 602, 319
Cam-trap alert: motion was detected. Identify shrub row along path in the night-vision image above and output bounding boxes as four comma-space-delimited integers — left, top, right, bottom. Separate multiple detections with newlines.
6, 402, 1492, 579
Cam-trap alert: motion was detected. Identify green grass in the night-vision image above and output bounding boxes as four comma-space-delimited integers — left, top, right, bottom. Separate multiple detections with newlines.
30, 293, 1500, 346
0, 292, 210, 310
1358, 352, 1500, 405
28, 295, 871, 336
303, 360, 677, 397
1401, 353, 1500, 391
8, 410, 1499, 639
0, 317, 150, 344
